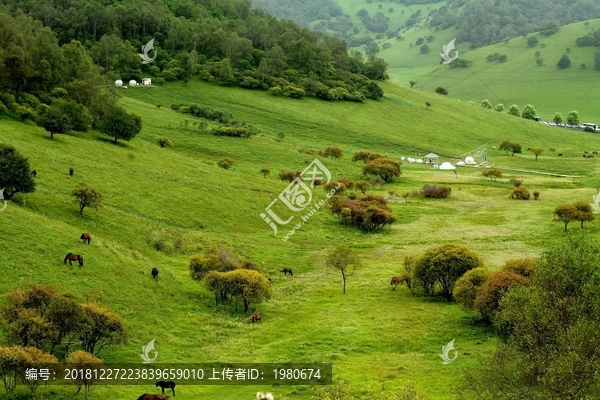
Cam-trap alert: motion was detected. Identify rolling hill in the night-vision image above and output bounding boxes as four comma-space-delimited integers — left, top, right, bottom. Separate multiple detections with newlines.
416, 19, 600, 123
2, 78, 600, 399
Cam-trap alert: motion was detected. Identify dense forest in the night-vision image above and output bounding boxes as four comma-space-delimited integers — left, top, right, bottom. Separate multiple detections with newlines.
0, 0, 388, 130
254, 0, 600, 49
252, 0, 344, 26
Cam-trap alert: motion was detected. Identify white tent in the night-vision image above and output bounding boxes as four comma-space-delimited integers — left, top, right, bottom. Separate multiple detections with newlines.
465, 156, 476, 165
439, 162, 456, 170
115, 79, 123, 87
424, 153, 439, 159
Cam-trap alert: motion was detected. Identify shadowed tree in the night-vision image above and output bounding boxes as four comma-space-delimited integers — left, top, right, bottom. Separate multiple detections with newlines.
99, 107, 142, 144
482, 168, 502, 181
453, 267, 491, 310
260, 168, 270, 178
435, 86, 448, 95
323, 146, 343, 160
567, 110, 580, 125
553, 112, 563, 124
0, 144, 35, 200
37, 106, 72, 139
156, 137, 173, 148
327, 245, 361, 294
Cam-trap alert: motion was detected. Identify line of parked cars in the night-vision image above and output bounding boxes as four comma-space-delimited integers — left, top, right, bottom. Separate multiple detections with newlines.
538, 119, 600, 132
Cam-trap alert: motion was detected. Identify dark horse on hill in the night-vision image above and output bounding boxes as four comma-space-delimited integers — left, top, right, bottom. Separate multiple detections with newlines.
64, 253, 84, 267
136, 394, 167, 400
152, 268, 159, 279
80, 232, 91, 244
156, 381, 176, 395
280, 268, 293, 276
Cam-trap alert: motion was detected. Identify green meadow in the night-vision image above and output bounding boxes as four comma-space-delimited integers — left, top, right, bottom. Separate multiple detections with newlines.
416, 19, 600, 122
2, 79, 600, 399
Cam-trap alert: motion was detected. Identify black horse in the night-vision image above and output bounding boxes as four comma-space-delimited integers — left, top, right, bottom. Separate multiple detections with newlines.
280, 268, 293, 276
64, 253, 84, 267
152, 268, 159, 279
155, 381, 175, 396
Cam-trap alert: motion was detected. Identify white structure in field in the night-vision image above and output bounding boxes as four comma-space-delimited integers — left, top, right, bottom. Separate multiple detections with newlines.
129, 80, 137, 86
439, 162, 456, 170
141, 78, 152, 86
465, 156, 476, 165
115, 80, 123, 87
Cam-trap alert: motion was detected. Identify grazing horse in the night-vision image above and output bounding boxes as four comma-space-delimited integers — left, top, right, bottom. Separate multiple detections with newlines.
31, 170, 37, 178
549, 148, 555, 152
558, 154, 563, 157
390, 276, 402, 290
69, 167, 74, 176
80, 233, 91, 244
250, 312, 262, 323
152, 268, 159, 279
594, 151, 599, 155
280, 268, 293, 276
155, 381, 175, 396
64, 253, 84, 267
136, 394, 166, 400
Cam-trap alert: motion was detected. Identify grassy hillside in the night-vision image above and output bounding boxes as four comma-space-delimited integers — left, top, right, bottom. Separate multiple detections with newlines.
416, 19, 600, 122
2, 79, 600, 399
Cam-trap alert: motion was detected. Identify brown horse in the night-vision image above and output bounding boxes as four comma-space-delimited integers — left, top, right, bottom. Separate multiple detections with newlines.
80, 233, 91, 244
69, 167, 74, 176
390, 275, 410, 290
155, 381, 175, 395
280, 268, 293, 276
152, 268, 159, 279
31, 170, 37, 178
250, 312, 262, 323
136, 394, 166, 400
64, 253, 84, 267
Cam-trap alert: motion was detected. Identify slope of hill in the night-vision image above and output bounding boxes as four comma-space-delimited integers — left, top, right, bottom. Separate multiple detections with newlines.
2, 79, 600, 399
416, 19, 600, 122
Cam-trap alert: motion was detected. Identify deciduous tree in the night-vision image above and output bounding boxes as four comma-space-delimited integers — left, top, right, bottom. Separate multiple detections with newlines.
326, 245, 361, 294
71, 182, 102, 217
0, 144, 35, 200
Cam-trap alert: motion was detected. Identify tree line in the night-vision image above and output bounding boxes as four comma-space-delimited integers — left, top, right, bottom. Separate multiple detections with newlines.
0, 0, 387, 105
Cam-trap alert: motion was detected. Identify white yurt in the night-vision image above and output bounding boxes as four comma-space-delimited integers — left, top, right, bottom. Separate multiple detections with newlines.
400, 156, 406, 161
129, 79, 137, 87
115, 79, 123, 87
416, 159, 423, 164
456, 161, 466, 166
465, 156, 476, 165
439, 162, 456, 170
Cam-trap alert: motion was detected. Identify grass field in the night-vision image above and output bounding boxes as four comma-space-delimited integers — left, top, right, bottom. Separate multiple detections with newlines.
2, 79, 600, 399
415, 19, 600, 122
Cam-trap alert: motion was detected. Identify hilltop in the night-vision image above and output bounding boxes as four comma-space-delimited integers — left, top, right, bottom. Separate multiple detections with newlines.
2, 78, 600, 399
416, 19, 600, 122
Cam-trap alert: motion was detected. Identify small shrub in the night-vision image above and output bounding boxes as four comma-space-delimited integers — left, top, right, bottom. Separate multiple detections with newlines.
217, 157, 235, 170
509, 178, 523, 188
260, 168, 270, 178
510, 187, 530, 200
278, 170, 301, 182
156, 137, 173, 148
533, 191, 540, 200
482, 168, 503, 181
323, 146, 343, 160
421, 184, 451, 199
500, 258, 537, 278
